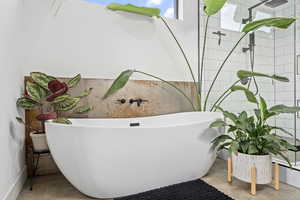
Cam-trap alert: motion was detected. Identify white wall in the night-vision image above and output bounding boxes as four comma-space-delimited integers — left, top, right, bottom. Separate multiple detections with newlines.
23, 0, 198, 82
0, 1, 27, 199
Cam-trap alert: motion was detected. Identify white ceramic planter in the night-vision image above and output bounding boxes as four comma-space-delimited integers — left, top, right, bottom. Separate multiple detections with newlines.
30, 132, 49, 152
232, 152, 272, 184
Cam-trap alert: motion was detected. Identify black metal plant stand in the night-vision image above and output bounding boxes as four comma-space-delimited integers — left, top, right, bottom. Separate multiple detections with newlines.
29, 147, 50, 191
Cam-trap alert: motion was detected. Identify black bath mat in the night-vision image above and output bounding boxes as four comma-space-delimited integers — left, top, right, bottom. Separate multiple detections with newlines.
115, 179, 233, 200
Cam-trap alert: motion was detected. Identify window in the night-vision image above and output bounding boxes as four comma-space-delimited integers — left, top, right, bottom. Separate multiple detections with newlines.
220, 3, 241, 32
85, 0, 178, 19
220, 3, 273, 33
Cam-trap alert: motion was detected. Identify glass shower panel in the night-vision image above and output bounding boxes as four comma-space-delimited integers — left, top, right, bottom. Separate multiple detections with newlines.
274, 0, 298, 166
295, 0, 300, 166
200, 0, 300, 168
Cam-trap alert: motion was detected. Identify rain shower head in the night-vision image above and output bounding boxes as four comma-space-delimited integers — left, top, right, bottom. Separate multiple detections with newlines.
264, 0, 288, 8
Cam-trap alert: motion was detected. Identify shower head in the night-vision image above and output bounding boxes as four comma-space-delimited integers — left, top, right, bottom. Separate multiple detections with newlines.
264, 0, 288, 8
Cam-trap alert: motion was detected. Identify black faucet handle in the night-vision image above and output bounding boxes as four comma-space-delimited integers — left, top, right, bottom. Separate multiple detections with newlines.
117, 99, 126, 104
129, 98, 148, 107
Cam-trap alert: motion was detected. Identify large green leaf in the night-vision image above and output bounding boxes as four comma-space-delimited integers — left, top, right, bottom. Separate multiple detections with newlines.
107, 3, 160, 17
259, 96, 267, 122
240, 143, 249, 154
242, 17, 296, 33
209, 119, 227, 128
230, 85, 257, 104
204, 0, 227, 16
269, 104, 300, 113
211, 135, 234, 147
30, 72, 56, 90
55, 97, 80, 112
103, 70, 134, 99
73, 105, 93, 114
26, 81, 46, 101
51, 94, 70, 104
16, 97, 40, 110
237, 70, 289, 82
229, 141, 239, 154
67, 74, 81, 88
217, 142, 231, 151
215, 106, 237, 122
248, 144, 259, 155
52, 117, 72, 125
77, 88, 93, 98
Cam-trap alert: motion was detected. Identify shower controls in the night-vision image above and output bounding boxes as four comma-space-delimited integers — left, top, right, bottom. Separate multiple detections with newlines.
117, 99, 126, 104
243, 33, 255, 53
212, 31, 226, 46
129, 98, 148, 107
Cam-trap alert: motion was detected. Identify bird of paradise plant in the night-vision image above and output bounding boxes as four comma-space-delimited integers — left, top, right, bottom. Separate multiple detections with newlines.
103, 1, 296, 112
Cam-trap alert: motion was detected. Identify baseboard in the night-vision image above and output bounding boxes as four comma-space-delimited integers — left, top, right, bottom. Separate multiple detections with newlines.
3, 166, 27, 200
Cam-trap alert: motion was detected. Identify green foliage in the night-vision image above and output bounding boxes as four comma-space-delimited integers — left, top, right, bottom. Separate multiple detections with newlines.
204, 0, 227, 16
107, 3, 160, 17
209, 119, 227, 128
26, 81, 47, 101
211, 97, 299, 167
17, 72, 93, 126
16, 97, 41, 110
230, 86, 257, 103
16, 117, 24, 124
77, 88, 93, 98
269, 104, 300, 113
52, 117, 72, 124
242, 17, 296, 33
73, 105, 93, 114
103, 70, 134, 99
55, 97, 80, 112
237, 70, 289, 82
67, 74, 81, 88
30, 72, 56, 90
51, 94, 70, 104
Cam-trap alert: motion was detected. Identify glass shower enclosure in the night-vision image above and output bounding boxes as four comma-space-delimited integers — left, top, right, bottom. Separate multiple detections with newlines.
200, 0, 300, 168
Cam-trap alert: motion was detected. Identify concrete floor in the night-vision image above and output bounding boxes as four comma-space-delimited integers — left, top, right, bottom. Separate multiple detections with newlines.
18, 159, 300, 200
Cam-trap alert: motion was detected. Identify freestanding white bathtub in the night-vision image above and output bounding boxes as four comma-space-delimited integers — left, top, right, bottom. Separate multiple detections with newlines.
45, 112, 222, 199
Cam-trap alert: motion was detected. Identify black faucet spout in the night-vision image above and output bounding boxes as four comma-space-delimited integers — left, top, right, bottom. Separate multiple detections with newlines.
129, 98, 148, 107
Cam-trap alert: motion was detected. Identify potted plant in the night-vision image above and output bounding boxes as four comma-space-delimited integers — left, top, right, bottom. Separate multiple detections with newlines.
210, 92, 300, 184
16, 72, 93, 152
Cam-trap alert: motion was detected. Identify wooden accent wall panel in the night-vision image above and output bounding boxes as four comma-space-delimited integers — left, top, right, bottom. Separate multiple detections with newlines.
25, 78, 196, 175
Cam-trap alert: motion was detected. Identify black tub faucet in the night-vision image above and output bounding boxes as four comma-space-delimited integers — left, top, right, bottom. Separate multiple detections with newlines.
129, 98, 148, 107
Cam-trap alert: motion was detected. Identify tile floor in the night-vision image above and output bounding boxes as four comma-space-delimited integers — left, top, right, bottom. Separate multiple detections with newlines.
18, 159, 300, 200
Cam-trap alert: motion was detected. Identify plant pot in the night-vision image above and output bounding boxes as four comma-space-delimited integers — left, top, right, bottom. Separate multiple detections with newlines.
30, 132, 49, 152
232, 152, 272, 184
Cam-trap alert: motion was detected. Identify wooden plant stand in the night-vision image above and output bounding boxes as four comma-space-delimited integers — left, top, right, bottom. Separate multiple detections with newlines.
227, 158, 280, 195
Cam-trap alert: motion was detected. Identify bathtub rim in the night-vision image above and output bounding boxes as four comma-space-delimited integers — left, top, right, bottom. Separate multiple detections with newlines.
45, 111, 222, 129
